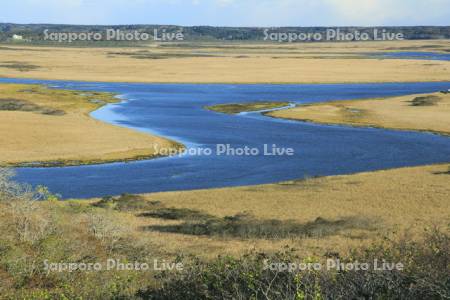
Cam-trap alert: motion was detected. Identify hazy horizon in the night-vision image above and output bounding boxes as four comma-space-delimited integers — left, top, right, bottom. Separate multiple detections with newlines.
1, 0, 449, 27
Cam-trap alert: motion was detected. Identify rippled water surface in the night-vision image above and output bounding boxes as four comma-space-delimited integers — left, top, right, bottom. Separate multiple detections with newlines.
1, 78, 449, 198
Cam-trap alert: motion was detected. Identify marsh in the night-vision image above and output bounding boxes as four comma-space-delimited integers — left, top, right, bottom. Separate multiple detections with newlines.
2, 78, 449, 199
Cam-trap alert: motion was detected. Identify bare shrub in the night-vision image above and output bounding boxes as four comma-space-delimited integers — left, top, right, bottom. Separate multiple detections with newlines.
86, 212, 128, 253
0, 168, 30, 201
0, 168, 54, 244
7, 200, 52, 244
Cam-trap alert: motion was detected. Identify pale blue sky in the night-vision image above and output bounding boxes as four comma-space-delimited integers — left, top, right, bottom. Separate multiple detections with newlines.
2, 0, 449, 26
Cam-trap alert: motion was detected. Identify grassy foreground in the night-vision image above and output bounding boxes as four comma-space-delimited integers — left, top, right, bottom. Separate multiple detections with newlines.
205, 101, 290, 114
0, 164, 449, 298
1, 40, 450, 84
268, 91, 450, 135
0, 83, 182, 167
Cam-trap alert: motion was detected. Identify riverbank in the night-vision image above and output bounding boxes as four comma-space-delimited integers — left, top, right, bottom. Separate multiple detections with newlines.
0, 83, 182, 167
70, 163, 450, 258
1, 40, 450, 84
267, 91, 450, 136
1, 163, 449, 298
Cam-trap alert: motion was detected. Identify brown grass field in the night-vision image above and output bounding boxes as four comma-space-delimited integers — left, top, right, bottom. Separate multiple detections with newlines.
0, 39, 449, 83
70, 163, 449, 259
268, 91, 450, 135
0, 83, 181, 166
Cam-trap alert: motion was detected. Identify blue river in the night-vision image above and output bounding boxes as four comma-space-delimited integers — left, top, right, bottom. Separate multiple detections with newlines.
367, 51, 450, 61
1, 78, 450, 199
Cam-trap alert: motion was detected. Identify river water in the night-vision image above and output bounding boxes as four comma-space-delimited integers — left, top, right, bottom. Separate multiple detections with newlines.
1, 78, 449, 198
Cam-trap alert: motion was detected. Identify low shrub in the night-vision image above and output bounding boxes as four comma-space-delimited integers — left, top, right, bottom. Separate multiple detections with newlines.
0, 62, 40, 72
143, 213, 374, 240
0, 98, 65, 115
93, 193, 161, 211
409, 95, 441, 106
138, 227, 450, 299
139, 207, 213, 221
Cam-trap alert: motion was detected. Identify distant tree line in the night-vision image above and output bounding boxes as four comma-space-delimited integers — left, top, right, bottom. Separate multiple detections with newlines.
1, 23, 450, 44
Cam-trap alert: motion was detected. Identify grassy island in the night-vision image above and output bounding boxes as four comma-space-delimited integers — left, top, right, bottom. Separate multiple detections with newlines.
206, 101, 291, 114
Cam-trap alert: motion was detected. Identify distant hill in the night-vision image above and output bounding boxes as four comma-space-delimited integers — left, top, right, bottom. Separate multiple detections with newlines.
1, 23, 449, 45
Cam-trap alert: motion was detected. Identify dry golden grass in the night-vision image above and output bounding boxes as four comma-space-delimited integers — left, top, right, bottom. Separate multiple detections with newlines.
0, 83, 181, 166
1, 39, 449, 257
0, 40, 449, 83
269, 92, 450, 135
74, 164, 450, 258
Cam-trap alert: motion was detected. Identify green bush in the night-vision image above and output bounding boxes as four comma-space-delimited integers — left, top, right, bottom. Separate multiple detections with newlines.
143, 213, 373, 240
139, 207, 214, 221
409, 95, 441, 106
138, 227, 450, 300
93, 193, 160, 211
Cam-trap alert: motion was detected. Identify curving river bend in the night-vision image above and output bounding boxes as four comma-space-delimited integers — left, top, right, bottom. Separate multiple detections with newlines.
1, 78, 450, 199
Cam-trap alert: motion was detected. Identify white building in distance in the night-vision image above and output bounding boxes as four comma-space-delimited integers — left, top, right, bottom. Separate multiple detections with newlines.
12, 34, 24, 40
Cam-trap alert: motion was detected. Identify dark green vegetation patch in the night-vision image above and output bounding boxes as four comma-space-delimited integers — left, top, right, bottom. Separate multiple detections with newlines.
0, 98, 65, 115
408, 95, 441, 106
142, 212, 375, 239
206, 101, 291, 114
0, 61, 40, 72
